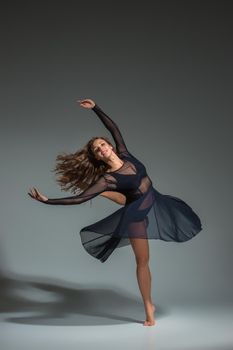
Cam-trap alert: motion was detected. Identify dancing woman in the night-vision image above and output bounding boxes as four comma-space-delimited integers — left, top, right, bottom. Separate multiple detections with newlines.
28, 98, 202, 326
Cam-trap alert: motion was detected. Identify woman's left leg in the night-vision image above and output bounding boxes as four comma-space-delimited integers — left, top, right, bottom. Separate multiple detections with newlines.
130, 237, 156, 326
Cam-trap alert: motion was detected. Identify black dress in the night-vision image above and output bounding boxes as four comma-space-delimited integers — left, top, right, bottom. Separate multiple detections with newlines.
45, 104, 202, 262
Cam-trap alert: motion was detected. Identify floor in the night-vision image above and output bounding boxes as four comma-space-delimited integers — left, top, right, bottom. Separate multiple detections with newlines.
1, 277, 233, 350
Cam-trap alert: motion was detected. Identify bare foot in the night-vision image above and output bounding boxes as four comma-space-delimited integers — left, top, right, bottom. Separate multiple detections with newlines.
143, 303, 156, 326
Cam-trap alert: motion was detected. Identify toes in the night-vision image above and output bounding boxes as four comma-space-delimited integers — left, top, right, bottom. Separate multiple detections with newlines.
143, 322, 151, 326
143, 320, 156, 326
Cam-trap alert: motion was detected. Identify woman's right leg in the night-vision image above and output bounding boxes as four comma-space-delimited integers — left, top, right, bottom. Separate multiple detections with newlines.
129, 237, 156, 326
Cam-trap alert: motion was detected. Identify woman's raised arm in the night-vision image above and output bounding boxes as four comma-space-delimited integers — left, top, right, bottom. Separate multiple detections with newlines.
77, 98, 129, 155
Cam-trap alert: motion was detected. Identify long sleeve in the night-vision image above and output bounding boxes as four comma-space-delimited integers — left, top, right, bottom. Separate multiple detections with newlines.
92, 104, 129, 155
44, 175, 109, 205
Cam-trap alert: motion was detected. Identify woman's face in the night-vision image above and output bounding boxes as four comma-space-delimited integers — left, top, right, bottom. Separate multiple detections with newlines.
92, 138, 113, 161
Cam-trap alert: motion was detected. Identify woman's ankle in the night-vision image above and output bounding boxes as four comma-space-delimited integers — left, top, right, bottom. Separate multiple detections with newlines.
144, 300, 154, 308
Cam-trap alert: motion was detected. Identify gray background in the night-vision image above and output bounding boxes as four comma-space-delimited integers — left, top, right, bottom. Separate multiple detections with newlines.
1, 0, 233, 341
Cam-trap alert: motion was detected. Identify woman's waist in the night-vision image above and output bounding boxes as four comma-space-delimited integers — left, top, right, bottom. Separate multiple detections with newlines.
125, 184, 153, 204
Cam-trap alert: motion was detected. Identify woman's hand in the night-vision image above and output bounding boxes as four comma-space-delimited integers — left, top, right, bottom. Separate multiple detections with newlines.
28, 187, 48, 202
76, 98, 96, 109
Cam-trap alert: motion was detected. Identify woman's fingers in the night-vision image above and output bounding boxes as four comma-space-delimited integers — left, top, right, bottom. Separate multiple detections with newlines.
76, 99, 86, 104
28, 191, 33, 198
75, 98, 94, 108
80, 101, 89, 106
28, 187, 42, 201
34, 187, 43, 200
31, 188, 37, 198
32, 188, 37, 197
28, 191, 35, 199
33, 187, 40, 196
28, 188, 34, 197
32, 187, 48, 201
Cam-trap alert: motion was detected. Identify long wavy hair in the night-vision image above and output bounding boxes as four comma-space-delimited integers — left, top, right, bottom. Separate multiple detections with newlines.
52, 136, 117, 194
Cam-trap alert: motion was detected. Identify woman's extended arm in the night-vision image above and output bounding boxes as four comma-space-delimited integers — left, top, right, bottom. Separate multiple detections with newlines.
77, 99, 129, 155
28, 175, 109, 205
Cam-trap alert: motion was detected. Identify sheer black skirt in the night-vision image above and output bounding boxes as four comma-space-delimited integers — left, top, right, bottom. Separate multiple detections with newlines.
80, 186, 202, 263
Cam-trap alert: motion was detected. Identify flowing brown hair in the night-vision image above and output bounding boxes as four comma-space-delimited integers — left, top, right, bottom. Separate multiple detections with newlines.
52, 136, 117, 194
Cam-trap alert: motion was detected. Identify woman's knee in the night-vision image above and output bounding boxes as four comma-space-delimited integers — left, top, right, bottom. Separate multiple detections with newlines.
130, 238, 150, 266
135, 255, 149, 267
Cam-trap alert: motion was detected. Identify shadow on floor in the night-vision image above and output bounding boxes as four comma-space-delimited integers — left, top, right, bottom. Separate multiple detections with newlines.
0, 273, 168, 326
